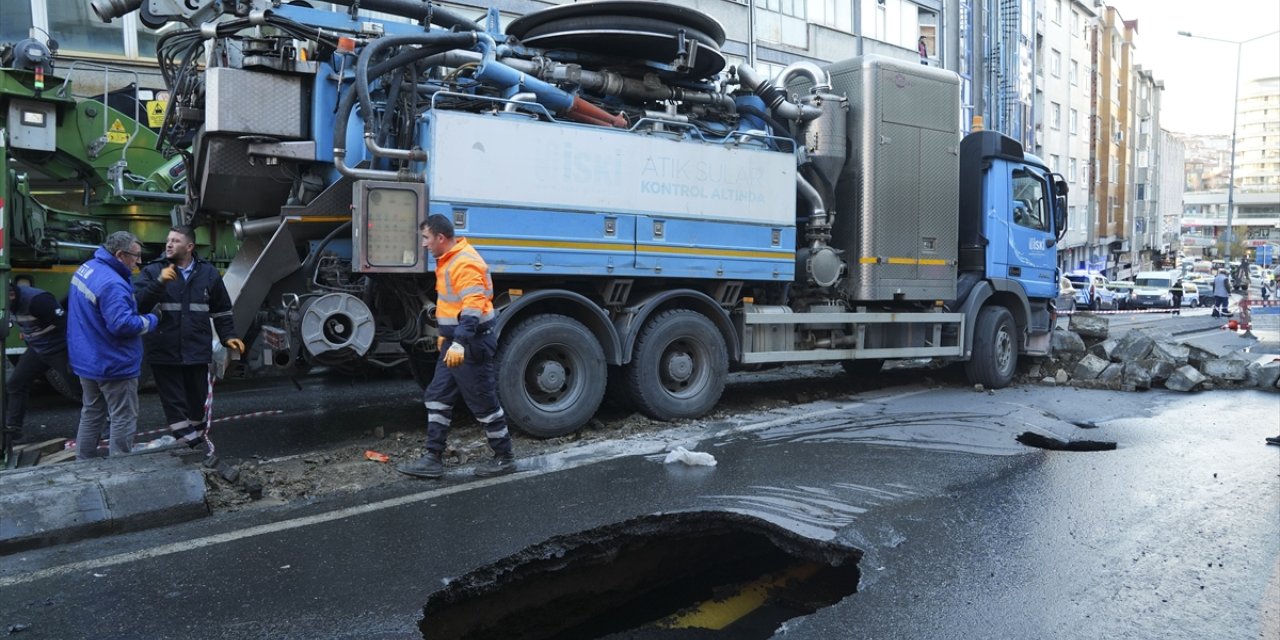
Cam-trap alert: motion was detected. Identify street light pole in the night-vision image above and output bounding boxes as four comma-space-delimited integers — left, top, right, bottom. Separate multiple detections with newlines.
1178, 29, 1280, 265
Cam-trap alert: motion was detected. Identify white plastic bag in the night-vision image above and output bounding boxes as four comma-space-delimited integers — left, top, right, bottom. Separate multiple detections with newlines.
663, 446, 717, 467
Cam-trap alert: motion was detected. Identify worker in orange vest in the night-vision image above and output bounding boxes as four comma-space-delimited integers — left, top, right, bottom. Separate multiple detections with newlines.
398, 214, 516, 479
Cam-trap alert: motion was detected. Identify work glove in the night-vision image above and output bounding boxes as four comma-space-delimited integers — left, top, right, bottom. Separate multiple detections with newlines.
159, 264, 178, 283
437, 335, 446, 351
444, 343, 465, 368
223, 338, 246, 355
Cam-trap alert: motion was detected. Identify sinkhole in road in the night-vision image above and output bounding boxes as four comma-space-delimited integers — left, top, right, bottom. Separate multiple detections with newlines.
419, 512, 862, 640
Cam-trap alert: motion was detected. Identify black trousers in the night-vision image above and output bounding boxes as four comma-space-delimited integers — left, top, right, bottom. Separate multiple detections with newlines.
5, 348, 77, 429
150, 363, 210, 427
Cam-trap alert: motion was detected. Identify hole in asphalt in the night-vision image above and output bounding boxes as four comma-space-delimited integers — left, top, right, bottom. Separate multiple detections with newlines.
419, 512, 861, 639
1017, 431, 1117, 451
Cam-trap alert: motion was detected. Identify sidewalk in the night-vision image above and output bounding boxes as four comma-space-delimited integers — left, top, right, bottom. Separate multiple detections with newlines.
0, 450, 207, 554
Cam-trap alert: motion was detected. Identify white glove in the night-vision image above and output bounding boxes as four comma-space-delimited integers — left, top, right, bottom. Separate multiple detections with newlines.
444, 343, 465, 367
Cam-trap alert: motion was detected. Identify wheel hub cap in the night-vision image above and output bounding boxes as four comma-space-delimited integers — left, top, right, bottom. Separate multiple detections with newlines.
534, 360, 566, 393
665, 351, 694, 383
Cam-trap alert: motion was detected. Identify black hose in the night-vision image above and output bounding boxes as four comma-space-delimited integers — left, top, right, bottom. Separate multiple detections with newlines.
324, 0, 480, 32
335, 42, 465, 159
354, 32, 476, 136
301, 221, 353, 287
736, 104, 794, 145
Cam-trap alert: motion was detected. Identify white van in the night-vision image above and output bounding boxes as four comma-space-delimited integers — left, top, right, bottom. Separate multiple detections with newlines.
1132, 271, 1179, 309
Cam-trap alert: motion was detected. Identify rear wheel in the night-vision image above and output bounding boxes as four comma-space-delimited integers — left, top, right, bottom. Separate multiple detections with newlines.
45, 367, 82, 402
964, 306, 1017, 388
496, 314, 607, 438
623, 309, 727, 421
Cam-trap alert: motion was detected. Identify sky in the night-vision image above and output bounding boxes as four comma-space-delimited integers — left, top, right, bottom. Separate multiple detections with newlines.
1104, 0, 1280, 135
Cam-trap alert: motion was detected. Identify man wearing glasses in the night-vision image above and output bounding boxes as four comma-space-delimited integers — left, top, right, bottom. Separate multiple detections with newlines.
66, 231, 158, 459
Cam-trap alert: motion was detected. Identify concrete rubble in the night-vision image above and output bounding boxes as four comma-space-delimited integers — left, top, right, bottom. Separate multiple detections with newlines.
1038, 313, 1279, 393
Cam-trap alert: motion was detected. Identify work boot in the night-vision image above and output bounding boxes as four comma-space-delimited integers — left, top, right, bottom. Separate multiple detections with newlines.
397, 451, 444, 479
1266, 435, 1280, 446
473, 454, 516, 478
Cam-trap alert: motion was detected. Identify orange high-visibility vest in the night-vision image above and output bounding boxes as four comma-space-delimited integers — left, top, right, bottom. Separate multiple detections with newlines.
435, 237, 495, 330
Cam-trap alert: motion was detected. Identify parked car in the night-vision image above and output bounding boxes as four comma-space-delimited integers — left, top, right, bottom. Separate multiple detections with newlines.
1065, 272, 1117, 310
1056, 275, 1077, 312
1179, 280, 1201, 307
1107, 281, 1136, 310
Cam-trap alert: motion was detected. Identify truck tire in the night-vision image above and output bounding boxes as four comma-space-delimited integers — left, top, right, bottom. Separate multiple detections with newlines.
496, 314, 607, 438
623, 309, 727, 421
44, 368, 82, 403
964, 306, 1017, 389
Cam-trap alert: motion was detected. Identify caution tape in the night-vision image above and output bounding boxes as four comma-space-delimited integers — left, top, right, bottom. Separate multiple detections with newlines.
67, 409, 286, 450
1057, 307, 1187, 316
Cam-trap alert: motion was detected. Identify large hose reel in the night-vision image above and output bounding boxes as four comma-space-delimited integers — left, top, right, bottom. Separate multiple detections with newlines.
298, 293, 376, 363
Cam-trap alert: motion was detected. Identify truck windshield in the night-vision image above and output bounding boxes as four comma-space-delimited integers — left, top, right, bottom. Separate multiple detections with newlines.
1134, 277, 1172, 288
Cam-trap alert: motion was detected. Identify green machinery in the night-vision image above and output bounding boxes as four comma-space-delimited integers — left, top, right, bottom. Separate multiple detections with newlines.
1, 35, 233, 417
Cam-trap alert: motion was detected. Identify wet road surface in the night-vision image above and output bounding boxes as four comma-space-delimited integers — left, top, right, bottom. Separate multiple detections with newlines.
2, 384, 1277, 639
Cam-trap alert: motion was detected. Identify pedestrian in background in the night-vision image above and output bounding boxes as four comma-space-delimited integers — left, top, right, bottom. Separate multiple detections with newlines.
135, 225, 244, 450
918, 36, 929, 65
67, 231, 157, 459
5, 282, 78, 445
397, 214, 516, 479
1212, 268, 1230, 318
1170, 278, 1183, 315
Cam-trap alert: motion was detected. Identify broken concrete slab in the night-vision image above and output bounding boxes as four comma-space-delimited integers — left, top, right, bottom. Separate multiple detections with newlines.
1122, 363, 1153, 390
1202, 358, 1249, 381
1098, 363, 1125, 389
1136, 359, 1176, 385
1112, 330, 1156, 362
1051, 329, 1086, 359
1151, 341, 1190, 366
1073, 354, 1109, 381
0, 452, 208, 553
1068, 314, 1109, 339
1088, 338, 1119, 362
1165, 365, 1208, 392
1246, 361, 1280, 389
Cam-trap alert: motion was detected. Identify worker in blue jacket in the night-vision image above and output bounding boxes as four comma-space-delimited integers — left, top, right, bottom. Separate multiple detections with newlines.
135, 225, 244, 449
67, 231, 157, 459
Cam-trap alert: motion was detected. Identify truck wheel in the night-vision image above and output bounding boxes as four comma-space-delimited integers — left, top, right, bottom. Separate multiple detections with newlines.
406, 345, 436, 389
840, 359, 884, 377
497, 314, 606, 438
964, 306, 1017, 389
44, 368, 82, 403
623, 309, 727, 421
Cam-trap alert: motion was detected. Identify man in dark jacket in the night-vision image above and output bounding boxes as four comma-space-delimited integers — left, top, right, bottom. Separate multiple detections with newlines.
135, 225, 244, 448
68, 231, 157, 458
5, 282, 78, 444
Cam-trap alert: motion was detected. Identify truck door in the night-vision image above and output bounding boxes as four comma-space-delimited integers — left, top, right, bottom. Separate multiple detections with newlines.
1003, 166, 1057, 300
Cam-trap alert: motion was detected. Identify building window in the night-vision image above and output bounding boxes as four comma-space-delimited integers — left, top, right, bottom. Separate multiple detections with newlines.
1, 1, 33, 45
1070, 59, 1079, 86
1069, 108, 1078, 135
1050, 154, 1061, 172
1051, 102, 1061, 129
1136, 183, 1145, 201
1051, 49, 1061, 77
1069, 157, 1078, 182
48, 0, 126, 56
1072, 10, 1080, 31
1054, 0, 1063, 24
1108, 196, 1116, 223
808, 0, 854, 33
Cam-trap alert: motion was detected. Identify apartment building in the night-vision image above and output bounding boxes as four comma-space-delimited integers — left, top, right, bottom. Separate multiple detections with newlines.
1088, 5, 1137, 278
1035, 0, 1096, 273
1128, 65, 1165, 272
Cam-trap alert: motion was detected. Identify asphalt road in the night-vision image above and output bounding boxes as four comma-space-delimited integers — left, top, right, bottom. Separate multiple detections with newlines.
2, 384, 1277, 639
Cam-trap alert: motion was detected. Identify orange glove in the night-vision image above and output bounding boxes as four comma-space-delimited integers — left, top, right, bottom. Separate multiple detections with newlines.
223, 338, 246, 355
159, 264, 178, 282
437, 335, 446, 351
444, 343, 465, 368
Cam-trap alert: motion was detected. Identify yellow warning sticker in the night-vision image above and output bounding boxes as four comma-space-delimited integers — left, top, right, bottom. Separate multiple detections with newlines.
146, 100, 167, 127
107, 118, 129, 144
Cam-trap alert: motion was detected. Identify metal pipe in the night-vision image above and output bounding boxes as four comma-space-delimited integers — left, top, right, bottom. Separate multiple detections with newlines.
323, 0, 480, 32
503, 92, 538, 112
796, 173, 828, 244
89, 0, 142, 23
777, 61, 830, 94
